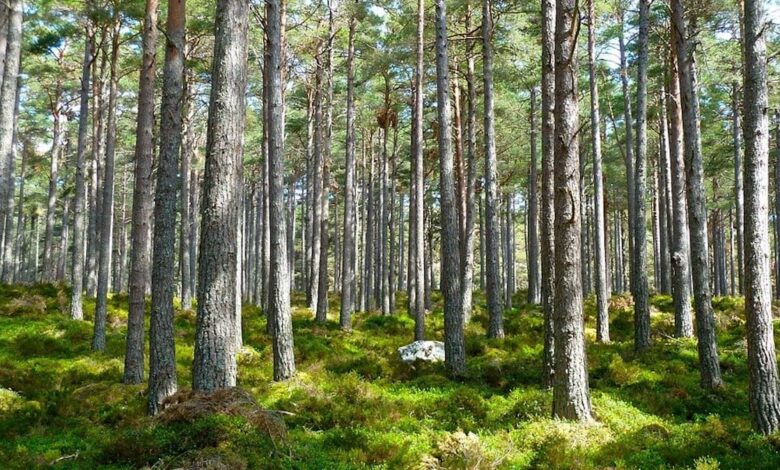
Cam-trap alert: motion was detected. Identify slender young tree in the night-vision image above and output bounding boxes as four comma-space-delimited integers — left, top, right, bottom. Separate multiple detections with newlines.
483, 0, 504, 339
124, 0, 158, 385
527, 87, 541, 305
742, 0, 780, 435
268, 0, 296, 381
633, 0, 650, 352
148, 0, 185, 414
588, 0, 609, 343
193, 0, 248, 391
670, 0, 723, 390
540, 0, 556, 388
552, 0, 592, 422
437, 0, 466, 376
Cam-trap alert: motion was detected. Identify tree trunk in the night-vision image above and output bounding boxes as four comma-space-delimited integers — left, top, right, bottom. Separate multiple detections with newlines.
0, 0, 22, 282
483, 0, 504, 339
540, 0, 556, 388
733, 83, 745, 295
193, 0, 248, 391
93, 18, 121, 352
461, 0, 478, 323
632, 0, 651, 352
437, 0, 466, 376
667, 39, 693, 338
671, 0, 723, 389
588, 0, 609, 343
267, 0, 296, 381
43, 83, 64, 281
411, 0, 426, 340
527, 87, 541, 304
308, 57, 323, 313
340, 8, 356, 328
618, 9, 635, 295
124, 0, 158, 385
552, 0, 592, 422
742, 0, 780, 435
180, 64, 194, 310
147, 0, 184, 414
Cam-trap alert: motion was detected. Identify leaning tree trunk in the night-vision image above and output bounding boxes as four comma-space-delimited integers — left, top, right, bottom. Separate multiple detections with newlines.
193, 0, 248, 392
148, 0, 184, 415
540, 0, 556, 388
588, 0, 609, 343
667, 39, 693, 338
436, 0, 466, 376
93, 19, 120, 352
483, 0, 504, 339
633, 0, 651, 352
671, 0, 723, 390
340, 5, 357, 331
552, 0, 592, 422
742, 0, 780, 435
267, 0, 296, 381
124, 0, 158, 385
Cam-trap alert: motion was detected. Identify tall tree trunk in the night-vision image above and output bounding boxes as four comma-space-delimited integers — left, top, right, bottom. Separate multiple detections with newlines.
437, 0, 466, 376
340, 8, 356, 327
180, 65, 194, 309
93, 17, 121, 352
527, 87, 541, 304
267, 0, 296, 381
552, 0, 592, 422
461, 0, 478, 323
540, 0, 556, 388
733, 83, 745, 295
70, 29, 93, 321
411, 0, 426, 340
671, 0, 723, 390
742, 0, 780, 435
633, 0, 651, 352
308, 58, 323, 313
0, 0, 22, 282
43, 84, 64, 281
148, 0, 184, 414
658, 90, 673, 294
483, 0, 504, 339
588, 0, 609, 343
193, 0, 248, 391
124, 0, 158, 385
618, 8, 635, 294
667, 39, 693, 338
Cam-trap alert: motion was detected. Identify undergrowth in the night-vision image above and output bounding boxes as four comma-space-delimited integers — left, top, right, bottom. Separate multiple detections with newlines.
0, 283, 778, 468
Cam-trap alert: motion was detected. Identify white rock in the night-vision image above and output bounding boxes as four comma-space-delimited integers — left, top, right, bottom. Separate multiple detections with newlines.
398, 340, 445, 363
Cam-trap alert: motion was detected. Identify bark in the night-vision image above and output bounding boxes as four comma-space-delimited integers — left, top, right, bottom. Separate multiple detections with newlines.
588, 0, 609, 343
308, 57, 323, 313
0, 0, 22, 282
92, 18, 120, 352
124, 0, 158, 385
43, 81, 64, 281
339, 7, 357, 331
57, 199, 69, 281
462, 0, 478, 323
671, 0, 723, 390
148, 0, 184, 414
528, 87, 541, 304
70, 30, 93, 321
437, 0, 466, 376
742, 0, 780, 435
411, 0, 426, 340
552, 0, 592, 422
483, 0, 504, 339
267, 0, 296, 381
633, 0, 651, 352
193, 0, 248, 391
181, 64, 194, 309
540, 0, 556, 388
618, 9, 635, 294
659, 90, 673, 294
733, 83, 745, 295
667, 40, 693, 338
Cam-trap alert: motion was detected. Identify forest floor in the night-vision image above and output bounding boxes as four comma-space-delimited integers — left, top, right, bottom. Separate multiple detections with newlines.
0, 284, 779, 469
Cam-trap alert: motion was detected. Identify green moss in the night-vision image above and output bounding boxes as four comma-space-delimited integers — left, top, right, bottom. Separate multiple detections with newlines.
0, 286, 778, 468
